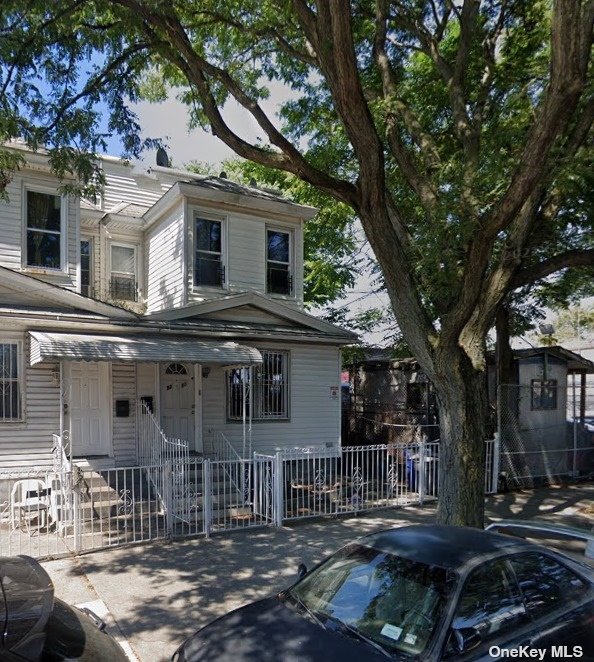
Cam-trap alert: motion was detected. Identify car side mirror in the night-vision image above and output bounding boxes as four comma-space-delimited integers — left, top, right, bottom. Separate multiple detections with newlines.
452, 627, 482, 654
297, 563, 307, 579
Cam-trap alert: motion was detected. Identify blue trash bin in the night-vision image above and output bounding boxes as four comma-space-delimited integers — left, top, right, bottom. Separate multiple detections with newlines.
405, 451, 418, 490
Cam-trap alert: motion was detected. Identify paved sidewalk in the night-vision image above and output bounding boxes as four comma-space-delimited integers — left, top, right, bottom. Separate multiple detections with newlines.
42, 484, 594, 662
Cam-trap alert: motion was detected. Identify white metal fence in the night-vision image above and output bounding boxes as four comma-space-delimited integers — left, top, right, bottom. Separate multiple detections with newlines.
1, 438, 500, 559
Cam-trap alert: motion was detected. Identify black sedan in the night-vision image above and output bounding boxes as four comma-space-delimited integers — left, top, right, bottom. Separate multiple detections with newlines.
1, 555, 127, 661
173, 524, 594, 661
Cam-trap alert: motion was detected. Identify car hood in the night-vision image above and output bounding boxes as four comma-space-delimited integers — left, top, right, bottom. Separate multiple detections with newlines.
175, 596, 392, 661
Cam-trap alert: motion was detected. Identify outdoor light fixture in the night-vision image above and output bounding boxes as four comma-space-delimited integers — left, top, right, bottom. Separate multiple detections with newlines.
202, 366, 211, 379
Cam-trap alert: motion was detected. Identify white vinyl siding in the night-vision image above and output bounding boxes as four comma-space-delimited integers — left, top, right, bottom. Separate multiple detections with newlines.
203, 343, 340, 452
145, 201, 185, 312
112, 363, 137, 466
101, 162, 173, 210
186, 210, 304, 306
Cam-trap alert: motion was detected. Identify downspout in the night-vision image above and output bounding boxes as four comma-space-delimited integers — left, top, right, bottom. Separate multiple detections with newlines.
242, 367, 247, 459
249, 365, 253, 458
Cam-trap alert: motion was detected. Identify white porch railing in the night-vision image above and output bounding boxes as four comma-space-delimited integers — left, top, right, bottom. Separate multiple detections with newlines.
136, 401, 190, 523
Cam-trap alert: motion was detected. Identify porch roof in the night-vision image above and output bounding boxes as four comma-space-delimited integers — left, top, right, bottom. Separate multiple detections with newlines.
29, 331, 262, 367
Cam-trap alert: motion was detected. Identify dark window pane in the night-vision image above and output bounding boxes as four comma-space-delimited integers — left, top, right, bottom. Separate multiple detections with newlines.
110, 275, 137, 301
267, 265, 291, 294
81, 240, 91, 297
451, 560, 527, 644
0, 344, 21, 420
195, 254, 222, 286
531, 379, 558, 410
511, 554, 586, 619
27, 232, 61, 268
196, 219, 221, 253
267, 230, 289, 263
27, 191, 61, 231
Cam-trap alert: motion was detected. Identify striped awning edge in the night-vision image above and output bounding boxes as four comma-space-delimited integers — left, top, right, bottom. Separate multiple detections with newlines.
29, 331, 262, 367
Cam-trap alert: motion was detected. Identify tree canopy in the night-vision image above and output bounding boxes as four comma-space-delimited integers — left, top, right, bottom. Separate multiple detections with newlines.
2, 0, 594, 526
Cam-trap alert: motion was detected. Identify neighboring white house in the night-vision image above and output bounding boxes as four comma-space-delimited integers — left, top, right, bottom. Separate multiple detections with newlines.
0, 144, 356, 469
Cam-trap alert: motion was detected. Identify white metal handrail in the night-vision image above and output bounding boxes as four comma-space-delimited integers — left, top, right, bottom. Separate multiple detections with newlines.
136, 401, 190, 522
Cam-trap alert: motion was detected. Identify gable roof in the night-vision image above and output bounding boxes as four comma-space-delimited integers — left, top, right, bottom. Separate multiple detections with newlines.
144, 292, 357, 343
0, 267, 136, 320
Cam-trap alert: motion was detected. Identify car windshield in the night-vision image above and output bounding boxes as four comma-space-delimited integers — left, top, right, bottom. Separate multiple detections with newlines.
289, 543, 452, 657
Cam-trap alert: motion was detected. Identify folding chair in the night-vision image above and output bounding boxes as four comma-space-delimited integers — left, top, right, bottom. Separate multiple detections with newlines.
10, 479, 50, 532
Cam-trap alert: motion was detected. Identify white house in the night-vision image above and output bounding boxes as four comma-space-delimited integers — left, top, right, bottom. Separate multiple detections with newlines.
0, 144, 356, 470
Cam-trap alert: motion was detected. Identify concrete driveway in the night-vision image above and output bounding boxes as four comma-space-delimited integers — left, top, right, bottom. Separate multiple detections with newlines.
42, 484, 594, 662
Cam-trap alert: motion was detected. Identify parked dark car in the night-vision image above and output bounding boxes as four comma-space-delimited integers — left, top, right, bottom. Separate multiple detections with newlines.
172, 524, 594, 661
0, 555, 127, 661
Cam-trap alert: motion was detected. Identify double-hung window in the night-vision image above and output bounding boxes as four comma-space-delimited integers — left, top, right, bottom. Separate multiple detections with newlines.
25, 190, 63, 269
110, 244, 138, 302
0, 342, 22, 421
195, 217, 225, 287
227, 351, 290, 420
266, 229, 292, 295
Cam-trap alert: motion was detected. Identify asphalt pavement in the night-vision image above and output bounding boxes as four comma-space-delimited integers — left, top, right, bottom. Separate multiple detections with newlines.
42, 483, 594, 662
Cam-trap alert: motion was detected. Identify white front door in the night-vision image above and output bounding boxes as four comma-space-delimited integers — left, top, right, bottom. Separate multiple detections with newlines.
160, 363, 195, 443
69, 361, 111, 457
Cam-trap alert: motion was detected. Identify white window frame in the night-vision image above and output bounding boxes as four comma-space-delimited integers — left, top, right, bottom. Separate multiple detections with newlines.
22, 185, 67, 273
0, 338, 25, 423
80, 236, 93, 297
266, 226, 294, 298
227, 350, 291, 421
108, 241, 139, 302
192, 211, 228, 291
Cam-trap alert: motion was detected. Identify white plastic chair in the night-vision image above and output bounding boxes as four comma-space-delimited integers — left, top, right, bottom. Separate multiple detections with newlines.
10, 479, 50, 532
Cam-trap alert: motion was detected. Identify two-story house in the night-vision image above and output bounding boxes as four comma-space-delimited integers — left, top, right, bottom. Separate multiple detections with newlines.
0, 143, 356, 469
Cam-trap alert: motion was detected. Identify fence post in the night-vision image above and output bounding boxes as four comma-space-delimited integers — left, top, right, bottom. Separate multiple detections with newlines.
203, 459, 212, 538
164, 460, 174, 538
418, 441, 426, 505
273, 452, 284, 527
493, 432, 501, 494
72, 487, 82, 553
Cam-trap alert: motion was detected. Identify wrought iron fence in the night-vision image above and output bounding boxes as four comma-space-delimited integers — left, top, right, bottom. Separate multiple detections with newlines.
2, 439, 501, 559
277, 443, 440, 521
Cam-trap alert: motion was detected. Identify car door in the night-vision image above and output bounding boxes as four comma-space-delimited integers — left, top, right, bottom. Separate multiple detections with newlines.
440, 558, 534, 660
508, 552, 594, 659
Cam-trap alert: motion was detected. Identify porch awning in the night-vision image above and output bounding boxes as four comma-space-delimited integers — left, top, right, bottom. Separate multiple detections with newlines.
29, 331, 262, 367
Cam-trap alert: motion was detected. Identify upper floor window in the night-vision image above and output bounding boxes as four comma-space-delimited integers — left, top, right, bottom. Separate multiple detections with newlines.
110, 243, 138, 302
267, 229, 292, 295
0, 342, 22, 421
195, 217, 225, 288
25, 191, 63, 270
80, 239, 92, 297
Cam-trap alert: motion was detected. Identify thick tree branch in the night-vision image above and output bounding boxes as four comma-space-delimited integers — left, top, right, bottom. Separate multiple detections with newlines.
512, 250, 594, 288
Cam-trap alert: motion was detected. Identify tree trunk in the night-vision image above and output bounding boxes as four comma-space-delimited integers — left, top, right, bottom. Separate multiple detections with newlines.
434, 348, 488, 528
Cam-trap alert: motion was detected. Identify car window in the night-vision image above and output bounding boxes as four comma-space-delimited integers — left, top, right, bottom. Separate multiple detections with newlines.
451, 560, 528, 646
510, 553, 587, 619
290, 543, 452, 656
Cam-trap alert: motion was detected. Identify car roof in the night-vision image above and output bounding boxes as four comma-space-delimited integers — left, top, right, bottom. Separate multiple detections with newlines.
359, 524, 535, 570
